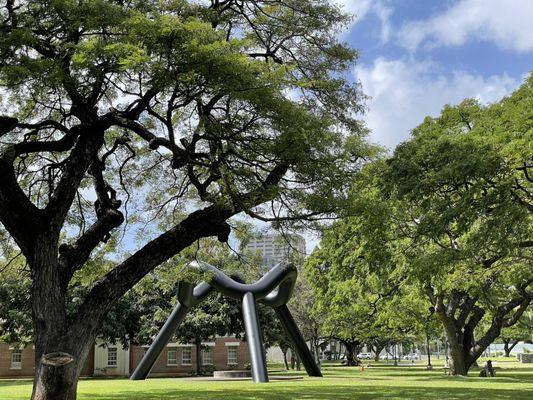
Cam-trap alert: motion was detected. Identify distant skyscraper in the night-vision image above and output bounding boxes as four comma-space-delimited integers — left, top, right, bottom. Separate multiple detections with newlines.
244, 233, 306, 268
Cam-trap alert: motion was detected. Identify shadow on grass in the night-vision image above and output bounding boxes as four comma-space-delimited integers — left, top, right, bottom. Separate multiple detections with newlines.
78, 384, 533, 400
0, 380, 31, 389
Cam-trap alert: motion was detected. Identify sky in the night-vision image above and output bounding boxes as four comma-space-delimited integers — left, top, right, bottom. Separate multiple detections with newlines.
335, 0, 533, 150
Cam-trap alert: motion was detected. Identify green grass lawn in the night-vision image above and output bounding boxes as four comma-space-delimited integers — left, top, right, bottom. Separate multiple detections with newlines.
1, 358, 532, 399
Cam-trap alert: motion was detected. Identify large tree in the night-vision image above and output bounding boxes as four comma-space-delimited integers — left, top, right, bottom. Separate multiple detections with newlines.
0, 1, 368, 399
382, 81, 532, 375
305, 76, 532, 375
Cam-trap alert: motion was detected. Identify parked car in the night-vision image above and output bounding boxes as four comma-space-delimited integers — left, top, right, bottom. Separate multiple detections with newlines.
357, 352, 373, 360
380, 354, 395, 360
403, 353, 420, 360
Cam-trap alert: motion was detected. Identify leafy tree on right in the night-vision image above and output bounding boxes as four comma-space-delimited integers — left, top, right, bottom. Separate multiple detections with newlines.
384, 76, 532, 375
308, 75, 532, 376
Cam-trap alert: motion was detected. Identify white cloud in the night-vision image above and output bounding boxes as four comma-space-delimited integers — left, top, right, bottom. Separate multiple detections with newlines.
334, 0, 372, 16
354, 58, 521, 149
400, 0, 533, 53
334, 0, 393, 42
373, 2, 393, 43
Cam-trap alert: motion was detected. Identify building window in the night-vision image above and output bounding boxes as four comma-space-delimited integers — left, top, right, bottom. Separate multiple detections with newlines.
181, 347, 192, 365
11, 349, 22, 369
107, 348, 117, 367
167, 348, 178, 366
227, 347, 238, 365
202, 347, 213, 365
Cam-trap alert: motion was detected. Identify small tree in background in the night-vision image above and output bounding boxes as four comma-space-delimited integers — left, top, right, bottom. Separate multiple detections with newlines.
499, 313, 533, 357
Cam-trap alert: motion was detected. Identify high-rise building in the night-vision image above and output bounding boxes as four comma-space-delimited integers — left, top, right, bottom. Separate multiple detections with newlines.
244, 233, 306, 268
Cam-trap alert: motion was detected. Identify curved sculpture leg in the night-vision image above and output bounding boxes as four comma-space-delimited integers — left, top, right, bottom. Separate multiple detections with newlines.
242, 292, 269, 383
275, 304, 322, 377
130, 303, 190, 380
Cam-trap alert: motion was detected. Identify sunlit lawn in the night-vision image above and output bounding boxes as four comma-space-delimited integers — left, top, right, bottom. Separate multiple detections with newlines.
1, 357, 532, 399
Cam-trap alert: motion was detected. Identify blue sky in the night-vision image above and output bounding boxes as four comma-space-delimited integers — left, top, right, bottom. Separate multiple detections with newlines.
335, 0, 533, 150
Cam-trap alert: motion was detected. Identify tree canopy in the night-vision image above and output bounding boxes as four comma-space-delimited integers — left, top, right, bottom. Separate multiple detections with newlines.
305, 75, 532, 375
382, 77, 532, 374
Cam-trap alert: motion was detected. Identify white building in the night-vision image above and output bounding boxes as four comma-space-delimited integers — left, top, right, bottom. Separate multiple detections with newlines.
244, 233, 306, 268
93, 340, 130, 376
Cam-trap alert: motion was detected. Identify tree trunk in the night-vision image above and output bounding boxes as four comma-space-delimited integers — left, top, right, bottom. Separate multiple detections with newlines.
504, 340, 511, 357
282, 348, 289, 370
444, 328, 471, 375
29, 234, 93, 400
195, 340, 202, 375
436, 305, 474, 376
32, 344, 92, 400
31, 312, 94, 400
345, 343, 355, 366
312, 337, 321, 366
344, 342, 360, 366
33, 357, 78, 400
374, 344, 385, 362
448, 350, 469, 376
503, 340, 519, 357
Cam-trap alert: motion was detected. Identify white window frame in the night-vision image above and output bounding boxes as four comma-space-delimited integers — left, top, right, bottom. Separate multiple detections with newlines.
181, 346, 192, 366
227, 346, 238, 365
202, 347, 213, 365
167, 348, 178, 366
107, 347, 118, 367
11, 349, 22, 370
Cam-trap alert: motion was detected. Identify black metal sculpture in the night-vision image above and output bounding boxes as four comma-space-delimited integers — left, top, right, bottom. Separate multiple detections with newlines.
130, 261, 322, 383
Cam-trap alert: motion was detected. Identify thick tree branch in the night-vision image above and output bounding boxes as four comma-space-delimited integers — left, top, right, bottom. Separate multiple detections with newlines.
0, 150, 42, 255
44, 126, 105, 229
58, 209, 124, 285
0, 116, 18, 136
14, 128, 79, 156
472, 294, 531, 360
68, 204, 233, 339
58, 145, 128, 283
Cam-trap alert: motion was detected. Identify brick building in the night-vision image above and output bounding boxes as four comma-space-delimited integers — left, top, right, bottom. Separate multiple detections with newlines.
0, 342, 95, 378
0, 337, 249, 378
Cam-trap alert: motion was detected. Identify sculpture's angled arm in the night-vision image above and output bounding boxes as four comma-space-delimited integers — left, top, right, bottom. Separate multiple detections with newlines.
130, 282, 214, 380
275, 304, 323, 377
258, 274, 296, 308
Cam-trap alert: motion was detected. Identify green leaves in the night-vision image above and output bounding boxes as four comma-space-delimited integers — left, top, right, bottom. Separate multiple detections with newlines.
0, 253, 32, 346
304, 75, 532, 348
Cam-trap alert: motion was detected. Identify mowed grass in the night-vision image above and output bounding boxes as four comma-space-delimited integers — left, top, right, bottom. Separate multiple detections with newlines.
1, 357, 532, 400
